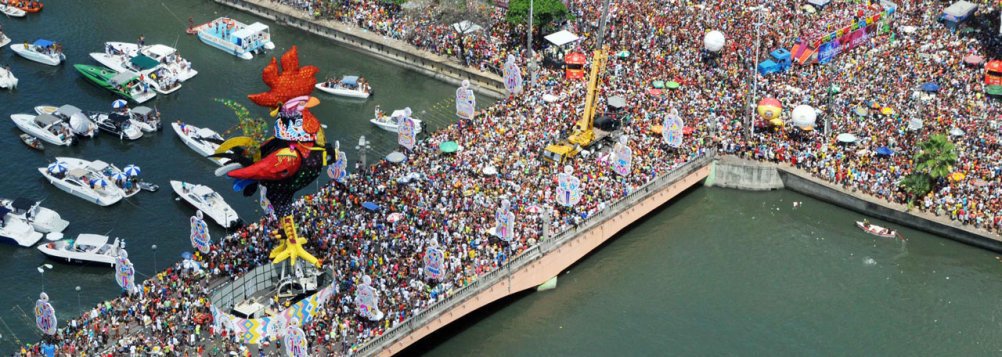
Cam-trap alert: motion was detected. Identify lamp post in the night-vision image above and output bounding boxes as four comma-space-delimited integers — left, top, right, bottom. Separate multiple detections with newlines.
74, 286, 81, 312
355, 135, 371, 171
750, 5, 765, 138
36, 264, 52, 292
151, 244, 158, 272
527, 0, 534, 88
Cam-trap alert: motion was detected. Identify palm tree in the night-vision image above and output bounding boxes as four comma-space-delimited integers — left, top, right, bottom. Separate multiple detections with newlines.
914, 134, 957, 180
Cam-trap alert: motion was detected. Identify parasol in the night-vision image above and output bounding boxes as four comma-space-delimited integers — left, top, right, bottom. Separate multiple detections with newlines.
483, 166, 498, 175
362, 202, 380, 211
875, 147, 894, 156
47, 161, 67, 174
386, 151, 406, 163
666, 81, 681, 89
836, 133, 858, 143
920, 82, 940, 92
853, 106, 869, 117
964, 54, 984, 65
439, 141, 459, 153
949, 127, 965, 137
880, 107, 895, 115
123, 164, 141, 177
89, 177, 109, 189
112, 99, 128, 109
110, 171, 128, 182
652, 80, 665, 89
387, 212, 404, 223
907, 118, 923, 131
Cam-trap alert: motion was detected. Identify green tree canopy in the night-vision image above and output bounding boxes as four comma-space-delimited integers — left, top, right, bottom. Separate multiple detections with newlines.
914, 134, 957, 180
506, 0, 568, 29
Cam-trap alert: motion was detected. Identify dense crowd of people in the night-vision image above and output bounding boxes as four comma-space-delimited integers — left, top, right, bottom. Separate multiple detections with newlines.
16, 0, 1002, 355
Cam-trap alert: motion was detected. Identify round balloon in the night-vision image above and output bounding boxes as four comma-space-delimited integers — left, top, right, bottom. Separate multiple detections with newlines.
704, 30, 726, 52
791, 105, 817, 129
757, 98, 782, 120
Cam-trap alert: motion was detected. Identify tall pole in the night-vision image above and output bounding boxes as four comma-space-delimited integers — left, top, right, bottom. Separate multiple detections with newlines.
596, 0, 613, 48
527, 0, 536, 88
750, 8, 763, 138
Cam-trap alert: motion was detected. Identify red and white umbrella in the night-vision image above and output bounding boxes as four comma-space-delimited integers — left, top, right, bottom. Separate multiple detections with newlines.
526, 205, 542, 214
387, 212, 405, 223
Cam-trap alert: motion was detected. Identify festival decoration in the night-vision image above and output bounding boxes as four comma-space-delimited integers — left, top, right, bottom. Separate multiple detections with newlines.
503, 54, 523, 95
456, 80, 476, 120
212, 46, 335, 268
556, 166, 582, 207
424, 243, 445, 281
259, 186, 275, 217
35, 293, 57, 335
791, 105, 817, 130
284, 318, 309, 357
612, 136, 633, 176
114, 251, 136, 294
190, 210, 212, 254
354, 275, 384, 321
326, 141, 348, 183
495, 199, 516, 241
398, 110, 417, 151
757, 98, 782, 120
703, 30, 726, 52
663, 111, 684, 148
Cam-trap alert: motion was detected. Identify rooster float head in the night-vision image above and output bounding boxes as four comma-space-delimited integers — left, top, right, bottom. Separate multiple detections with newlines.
249, 46, 323, 143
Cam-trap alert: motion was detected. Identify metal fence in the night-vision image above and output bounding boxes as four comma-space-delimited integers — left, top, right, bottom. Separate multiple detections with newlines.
354, 151, 716, 355
209, 263, 281, 310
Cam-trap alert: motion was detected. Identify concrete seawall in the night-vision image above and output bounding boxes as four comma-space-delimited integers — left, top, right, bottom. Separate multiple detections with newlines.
212, 0, 507, 98
710, 157, 1002, 253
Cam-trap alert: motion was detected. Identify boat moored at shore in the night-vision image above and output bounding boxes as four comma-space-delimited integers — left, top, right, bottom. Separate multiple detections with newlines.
192, 17, 274, 60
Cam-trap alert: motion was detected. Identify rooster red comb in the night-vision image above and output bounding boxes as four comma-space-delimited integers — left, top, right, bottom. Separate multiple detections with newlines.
248, 46, 319, 108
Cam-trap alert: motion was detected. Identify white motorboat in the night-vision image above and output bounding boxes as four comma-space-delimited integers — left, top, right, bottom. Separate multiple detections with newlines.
37, 233, 123, 266
370, 107, 423, 134
171, 121, 228, 166
104, 42, 198, 82
10, 113, 74, 146
0, 210, 43, 247
856, 221, 898, 239
129, 106, 161, 132
315, 76, 371, 99
89, 111, 143, 140
0, 5, 25, 18
192, 17, 274, 60
0, 65, 16, 89
37, 162, 124, 206
10, 39, 65, 66
0, 198, 69, 234
89, 51, 182, 95
34, 104, 98, 138
170, 180, 240, 228
56, 157, 141, 198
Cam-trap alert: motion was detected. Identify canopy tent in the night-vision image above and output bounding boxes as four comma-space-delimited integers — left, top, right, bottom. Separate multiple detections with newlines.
132, 106, 153, 116
109, 72, 137, 86
33, 39, 55, 48
807, 0, 831, 9
341, 76, 360, 86
130, 55, 160, 71
361, 202, 379, 211
231, 22, 269, 40
35, 114, 62, 127
386, 151, 406, 163
836, 133, 858, 143
545, 30, 580, 47
451, 20, 482, 35
920, 82, 940, 92
74, 234, 109, 248
607, 96, 626, 110
942, 1, 977, 23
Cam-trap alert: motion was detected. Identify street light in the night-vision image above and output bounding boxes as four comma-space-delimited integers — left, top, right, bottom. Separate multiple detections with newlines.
74, 286, 81, 312
355, 135, 371, 171
151, 244, 158, 272
37, 264, 53, 291
749, 5, 766, 138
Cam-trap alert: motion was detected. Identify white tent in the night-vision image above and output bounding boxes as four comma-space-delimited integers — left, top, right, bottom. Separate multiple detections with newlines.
451, 21, 483, 35
942, 1, 977, 22
544, 30, 580, 47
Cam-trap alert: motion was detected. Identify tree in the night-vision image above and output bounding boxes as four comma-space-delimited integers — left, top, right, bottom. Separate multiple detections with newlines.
505, 0, 568, 30
914, 134, 957, 180
899, 172, 932, 201
411, 0, 496, 64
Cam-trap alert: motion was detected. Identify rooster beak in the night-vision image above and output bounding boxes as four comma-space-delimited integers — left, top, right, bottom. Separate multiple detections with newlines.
270, 105, 280, 118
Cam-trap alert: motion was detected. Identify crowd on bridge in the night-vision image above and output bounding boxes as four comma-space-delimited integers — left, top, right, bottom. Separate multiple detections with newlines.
17, 0, 1002, 355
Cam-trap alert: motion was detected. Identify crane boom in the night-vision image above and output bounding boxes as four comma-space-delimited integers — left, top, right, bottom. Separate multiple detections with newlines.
569, 47, 608, 147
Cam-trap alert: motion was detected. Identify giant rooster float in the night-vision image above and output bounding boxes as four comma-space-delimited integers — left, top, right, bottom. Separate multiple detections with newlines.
214, 46, 332, 268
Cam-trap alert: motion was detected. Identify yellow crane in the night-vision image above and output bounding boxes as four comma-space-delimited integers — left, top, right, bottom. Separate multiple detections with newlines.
543, 47, 610, 163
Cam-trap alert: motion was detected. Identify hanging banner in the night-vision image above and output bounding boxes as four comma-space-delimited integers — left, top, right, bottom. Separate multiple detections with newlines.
35, 293, 57, 335
556, 166, 582, 207
114, 253, 136, 294
284, 323, 309, 357
663, 113, 684, 148
503, 54, 523, 95
190, 211, 211, 254
354, 276, 384, 321
259, 186, 274, 217
424, 245, 445, 281
456, 80, 476, 120
211, 285, 334, 344
398, 116, 417, 151
495, 199, 516, 241
327, 148, 348, 183
612, 136, 633, 176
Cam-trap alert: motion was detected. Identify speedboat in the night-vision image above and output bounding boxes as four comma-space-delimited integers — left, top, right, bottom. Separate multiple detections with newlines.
129, 106, 161, 132
0, 32, 11, 47
19, 134, 43, 150
0, 65, 16, 89
192, 17, 274, 60
103, 42, 198, 82
89, 52, 182, 95
10, 0, 42, 13
56, 157, 142, 198
370, 107, 422, 134
0, 4, 26, 17
170, 180, 239, 228
37, 234, 123, 266
0, 198, 68, 234
171, 121, 228, 166
88, 111, 144, 140
315, 76, 372, 99
37, 161, 125, 206
74, 64, 156, 103
856, 221, 897, 239
10, 39, 65, 66
35, 104, 98, 138
10, 113, 74, 146
0, 209, 43, 247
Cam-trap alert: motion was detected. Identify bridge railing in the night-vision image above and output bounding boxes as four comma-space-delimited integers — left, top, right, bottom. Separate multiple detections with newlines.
354, 151, 715, 355
208, 263, 281, 311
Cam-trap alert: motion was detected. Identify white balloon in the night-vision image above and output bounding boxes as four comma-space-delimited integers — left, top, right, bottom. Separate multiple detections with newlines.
704, 31, 726, 52
791, 105, 817, 129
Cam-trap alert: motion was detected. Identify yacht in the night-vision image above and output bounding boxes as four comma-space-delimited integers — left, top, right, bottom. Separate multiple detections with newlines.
89, 111, 143, 140
56, 157, 141, 198
370, 107, 422, 134
170, 180, 239, 228
38, 161, 124, 206
88, 51, 182, 95
0, 209, 44, 247
10, 113, 74, 146
192, 17, 274, 60
315, 76, 372, 99
171, 121, 228, 166
9, 39, 65, 66
37, 233, 123, 266
34, 104, 98, 138
0, 198, 68, 234
102, 42, 198, 81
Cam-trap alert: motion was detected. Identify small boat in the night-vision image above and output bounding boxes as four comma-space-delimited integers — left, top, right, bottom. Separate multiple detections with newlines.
138, 181, 159, 192
192, 17, 274, 60
370, 107, 423, 134
34, 104, 98, 138
315, 76, 372, 99
0, 209, 44, 247
10, 0, 42, 13
0, 32, 11, 47
19, 134, 43, 150
10, 39, 65, 66
170, 180, 240, 228
88, 111, 144, 140
56, 157, 142, 198
74, 64, 156, 103
102, 42, 198, 82
10, 113, 74, 146
171, 121, 229, 166
37, 161, 125, 206
129, 106, 161, 132
0, 197, 68, 234
89, 52, 182, 95
37, 234, 123, 266
0, 65, 16, 89
0, 4, 25, 17
856, 221, 897, 239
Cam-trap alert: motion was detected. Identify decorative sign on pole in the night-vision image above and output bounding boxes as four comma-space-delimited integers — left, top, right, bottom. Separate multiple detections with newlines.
35, 292, 57, 335
612, 136, 633, 176
424, 243, 446, 281
114, 251, 136, 294
259, 186, 274, 217
556, 166, 582, 207
354, 275, 384, 321
190, 210, 212, 254
495, 198, 516, 241
398, 108, 417, 151
503, 54, 524, 95
456, 80, 476, 120
283, 318, 309, 357
327, 142, 349, 183
663, 110, 684, 148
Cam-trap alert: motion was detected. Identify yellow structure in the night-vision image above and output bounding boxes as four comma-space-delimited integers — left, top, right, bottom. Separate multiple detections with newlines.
270, 215, 320, 267
543, 47, 610, 163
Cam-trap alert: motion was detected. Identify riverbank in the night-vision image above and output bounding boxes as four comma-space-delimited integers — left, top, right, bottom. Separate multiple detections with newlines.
710, 156, 1002, 253
212, 0, 507, 98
